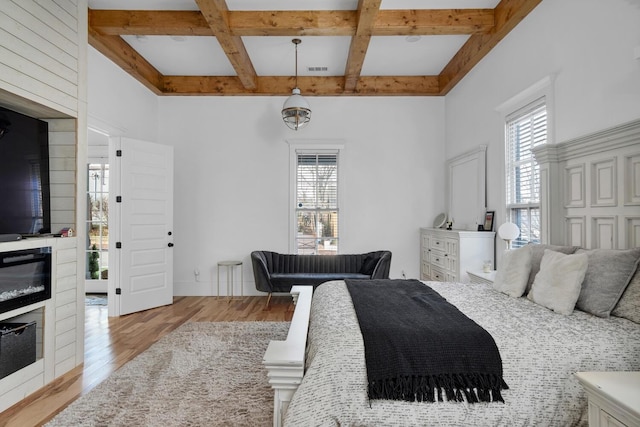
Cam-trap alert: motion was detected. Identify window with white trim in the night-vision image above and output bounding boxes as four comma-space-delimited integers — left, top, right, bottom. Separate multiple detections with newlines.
294, 151, 338, 254
505, 98, 547, 248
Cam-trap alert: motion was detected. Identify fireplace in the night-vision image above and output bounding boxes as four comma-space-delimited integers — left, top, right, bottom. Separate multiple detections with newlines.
0, 247, 52, 315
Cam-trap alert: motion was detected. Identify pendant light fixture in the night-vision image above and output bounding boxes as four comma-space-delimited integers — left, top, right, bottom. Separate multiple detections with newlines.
282, 38, 311, 130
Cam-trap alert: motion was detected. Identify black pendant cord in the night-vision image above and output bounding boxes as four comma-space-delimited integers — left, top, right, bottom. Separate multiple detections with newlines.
294, 39, 299, 89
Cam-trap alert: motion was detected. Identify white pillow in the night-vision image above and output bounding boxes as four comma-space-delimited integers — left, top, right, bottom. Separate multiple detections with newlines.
492, 245, 532, 297
527, 249, 588, 315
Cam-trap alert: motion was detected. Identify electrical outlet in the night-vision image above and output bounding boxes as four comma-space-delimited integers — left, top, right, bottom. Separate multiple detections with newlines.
401, 270, 406, 279
194, 268, 200, 282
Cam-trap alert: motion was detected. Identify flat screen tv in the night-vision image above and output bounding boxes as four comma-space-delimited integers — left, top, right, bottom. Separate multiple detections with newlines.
0, 106, 51, 237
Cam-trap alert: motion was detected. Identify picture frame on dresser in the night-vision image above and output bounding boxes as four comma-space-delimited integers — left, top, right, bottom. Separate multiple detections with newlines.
483, 211, 495, 232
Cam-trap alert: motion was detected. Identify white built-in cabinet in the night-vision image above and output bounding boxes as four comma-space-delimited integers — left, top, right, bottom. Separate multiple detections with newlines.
0, 237, 78, 411
420, 228, 495, 283
0, 0, 87, 413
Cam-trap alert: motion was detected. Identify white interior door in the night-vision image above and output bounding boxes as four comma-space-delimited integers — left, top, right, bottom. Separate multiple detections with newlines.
108, 137, 174, 316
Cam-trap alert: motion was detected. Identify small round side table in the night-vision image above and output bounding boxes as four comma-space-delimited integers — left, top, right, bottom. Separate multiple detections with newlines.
217, 260, 243, 301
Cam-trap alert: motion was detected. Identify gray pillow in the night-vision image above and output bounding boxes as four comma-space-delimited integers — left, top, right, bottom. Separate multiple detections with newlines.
612, 267, 640, 324
575, 248, 640, 318
525, 244, 580, 294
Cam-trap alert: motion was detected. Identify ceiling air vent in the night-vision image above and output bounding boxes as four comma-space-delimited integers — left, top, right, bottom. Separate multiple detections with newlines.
308, 66, 328, 72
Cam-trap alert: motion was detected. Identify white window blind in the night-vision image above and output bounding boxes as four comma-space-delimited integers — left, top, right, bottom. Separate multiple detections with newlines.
505, 98, 547, 247
295, 151, 338, 254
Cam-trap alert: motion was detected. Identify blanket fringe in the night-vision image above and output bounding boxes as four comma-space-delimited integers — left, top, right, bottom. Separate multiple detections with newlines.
369, 373, 509, 404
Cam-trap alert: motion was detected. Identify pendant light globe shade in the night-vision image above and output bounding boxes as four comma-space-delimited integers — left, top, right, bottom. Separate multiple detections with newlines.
282, 38, 311, 131
282, 88, 311, 130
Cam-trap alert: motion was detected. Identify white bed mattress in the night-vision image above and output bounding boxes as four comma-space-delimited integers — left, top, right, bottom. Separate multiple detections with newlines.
284, 280, 640, 426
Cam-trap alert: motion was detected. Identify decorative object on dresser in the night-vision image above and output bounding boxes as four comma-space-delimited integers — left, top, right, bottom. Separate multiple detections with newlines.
575, 371, 640, 427
483, 211, 495, 232
420, 228, 495, 282
498, 221, 520, 250
433, 212, 447, 229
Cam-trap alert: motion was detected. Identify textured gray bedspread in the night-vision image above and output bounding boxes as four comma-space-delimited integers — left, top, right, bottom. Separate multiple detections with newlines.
284, 280, 640, 427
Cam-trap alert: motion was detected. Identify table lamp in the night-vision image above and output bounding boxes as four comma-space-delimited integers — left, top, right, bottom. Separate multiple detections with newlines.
498, 222, 520, 250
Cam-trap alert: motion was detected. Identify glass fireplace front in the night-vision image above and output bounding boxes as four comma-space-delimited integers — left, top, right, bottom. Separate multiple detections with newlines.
0, 247, 52, 315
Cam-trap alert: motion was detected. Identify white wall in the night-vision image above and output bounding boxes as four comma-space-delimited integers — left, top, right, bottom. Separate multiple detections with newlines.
158, 96, 444, 295
88, 43, 445, 296
445, 0, 640, 249
87, 47, 158, 140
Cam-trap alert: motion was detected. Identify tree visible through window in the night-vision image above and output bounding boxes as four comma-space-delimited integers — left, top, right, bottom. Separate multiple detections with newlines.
505, 98, 547, 248
86, 163, 109, 279
295, 152, 338, 254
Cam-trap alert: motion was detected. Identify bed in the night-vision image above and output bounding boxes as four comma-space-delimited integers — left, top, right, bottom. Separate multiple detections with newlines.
263, 119, 640, 426
279, 278, 640, 426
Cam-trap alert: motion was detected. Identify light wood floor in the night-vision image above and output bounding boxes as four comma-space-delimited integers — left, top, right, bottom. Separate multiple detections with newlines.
0, 295, 294, 427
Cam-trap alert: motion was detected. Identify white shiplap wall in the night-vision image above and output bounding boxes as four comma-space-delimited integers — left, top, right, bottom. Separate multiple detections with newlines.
47, 118, 77, 232
0, 0, 79, 117
53, 239, 79, 377
0, 0, 86, 413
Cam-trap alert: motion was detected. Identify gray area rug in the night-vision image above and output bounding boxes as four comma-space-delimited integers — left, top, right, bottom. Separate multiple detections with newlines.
47, 321, 289, 426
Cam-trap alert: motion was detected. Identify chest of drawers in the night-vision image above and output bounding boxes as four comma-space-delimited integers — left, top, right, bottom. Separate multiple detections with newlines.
420, 228, 495, 283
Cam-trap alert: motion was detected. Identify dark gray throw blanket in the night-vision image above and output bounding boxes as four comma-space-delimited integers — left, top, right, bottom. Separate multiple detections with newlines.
345, 279, 509, 403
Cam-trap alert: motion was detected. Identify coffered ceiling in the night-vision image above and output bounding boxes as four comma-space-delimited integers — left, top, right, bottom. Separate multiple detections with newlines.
87, 0, 542, 96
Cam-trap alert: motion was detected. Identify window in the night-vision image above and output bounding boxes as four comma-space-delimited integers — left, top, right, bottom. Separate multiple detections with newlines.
505, 98, 547, 248
86, 163, 109, 280
294, 151, 338, 254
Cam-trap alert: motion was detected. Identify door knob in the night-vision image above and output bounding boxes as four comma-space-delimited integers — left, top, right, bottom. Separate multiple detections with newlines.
168, 243, 174, 247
